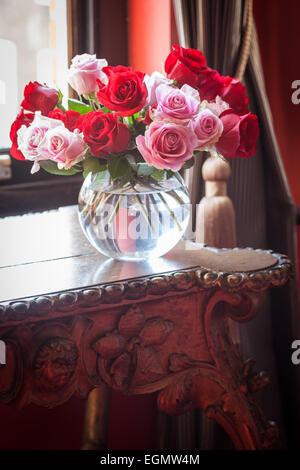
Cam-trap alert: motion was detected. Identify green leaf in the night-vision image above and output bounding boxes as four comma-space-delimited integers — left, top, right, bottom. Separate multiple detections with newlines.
68, 98, 92, 114
108, 156, 133, 184
83, 157, 107, 178
181, 156, 195, 170
39, 160, 80, 176
151, 169, 165, 181
58, 89, 63, 103
136, 163, 155, 177
56, 89, 66, 112
131, 149, 145, 163
166, 170, 174, 179
90, 170, 108, 188
100, 106, 112, 114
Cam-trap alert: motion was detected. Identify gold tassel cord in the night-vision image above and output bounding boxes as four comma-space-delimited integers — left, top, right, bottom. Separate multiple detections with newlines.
235, 0, 254, 82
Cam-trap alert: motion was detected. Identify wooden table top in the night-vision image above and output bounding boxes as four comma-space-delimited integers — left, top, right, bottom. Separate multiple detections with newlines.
0, 205, 291, 304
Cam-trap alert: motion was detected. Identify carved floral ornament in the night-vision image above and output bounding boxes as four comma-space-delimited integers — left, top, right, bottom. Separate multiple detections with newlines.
93, 305, 174, 390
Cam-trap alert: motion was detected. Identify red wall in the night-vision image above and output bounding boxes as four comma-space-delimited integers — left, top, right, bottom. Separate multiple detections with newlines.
254, 0, 300, 205
254, 0, 300, 292
128, 0, 172, 74
0, 392, 157, 450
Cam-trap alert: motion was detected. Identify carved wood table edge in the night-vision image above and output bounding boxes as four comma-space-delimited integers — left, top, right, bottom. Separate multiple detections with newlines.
0, 247, 292, 320
0, 240, 293, 451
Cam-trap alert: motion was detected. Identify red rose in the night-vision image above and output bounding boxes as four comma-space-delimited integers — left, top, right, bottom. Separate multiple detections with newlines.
9, 110, 34, 160
97, 66, 147, 117
21, 81, 59, 115
197, 67, 223, 100
77, 110, 130, 157
142, 108, 152, 125
219, 77, 249, 115
139, 105, 156, 126
48, 109, 80, 131
165, 45, 207, 87
216, 110, 259, 159
103, 65, 131, 75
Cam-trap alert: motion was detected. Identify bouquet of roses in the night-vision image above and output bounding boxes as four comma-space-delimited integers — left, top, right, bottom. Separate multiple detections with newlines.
10, 45, 259, 187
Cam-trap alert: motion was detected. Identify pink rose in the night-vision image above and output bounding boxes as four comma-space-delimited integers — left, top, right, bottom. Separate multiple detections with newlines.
17, 113, 63, 162
204, 96, 229, 116
191, 109, 223, 150
38, 126, 87, 170
216, 110, 259, 159
144, 71, 173, 106
136, 121, 197, 171
68, 53, 108, 96
155, 84, 200, 121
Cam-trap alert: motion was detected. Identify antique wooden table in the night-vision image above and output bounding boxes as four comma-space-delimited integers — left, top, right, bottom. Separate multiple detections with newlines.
0, 205, 292, 450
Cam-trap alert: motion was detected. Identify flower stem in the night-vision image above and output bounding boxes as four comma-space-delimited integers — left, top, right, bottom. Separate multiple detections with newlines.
134, 194, 154, 234
157, 193, 183, 231
81, 192, 95, 216
108, 194, 122, 225
215, 151, 227, 162
91, 191, 106, 213
168, 189, 186, 206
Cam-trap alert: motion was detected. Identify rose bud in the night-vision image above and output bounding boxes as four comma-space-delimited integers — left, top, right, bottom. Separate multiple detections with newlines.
219, 76, 249, 115
197, 67, 223, 101
216, 110, 259, 159
68, 53, 108, 96
21, 82, 59, 115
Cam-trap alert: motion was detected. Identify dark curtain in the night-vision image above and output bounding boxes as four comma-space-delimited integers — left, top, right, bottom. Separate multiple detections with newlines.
163, 0, 300, 449
68, 0, 128, 65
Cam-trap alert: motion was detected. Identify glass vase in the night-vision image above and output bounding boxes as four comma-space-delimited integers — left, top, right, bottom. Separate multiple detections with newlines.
78, 171, 191, 261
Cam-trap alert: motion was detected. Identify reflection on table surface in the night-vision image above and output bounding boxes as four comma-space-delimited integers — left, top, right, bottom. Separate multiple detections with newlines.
0, 205, 278, 302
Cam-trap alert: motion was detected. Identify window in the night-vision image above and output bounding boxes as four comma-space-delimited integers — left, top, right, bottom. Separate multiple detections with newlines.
0, 0, 128, 215
0, 0, 68, 148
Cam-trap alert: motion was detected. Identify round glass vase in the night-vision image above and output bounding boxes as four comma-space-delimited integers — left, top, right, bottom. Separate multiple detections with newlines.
78, 170, 191, 261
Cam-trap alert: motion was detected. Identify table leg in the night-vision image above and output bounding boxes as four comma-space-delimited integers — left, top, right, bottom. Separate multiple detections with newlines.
81, 383, 111, 450
156, 290, 279, 450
